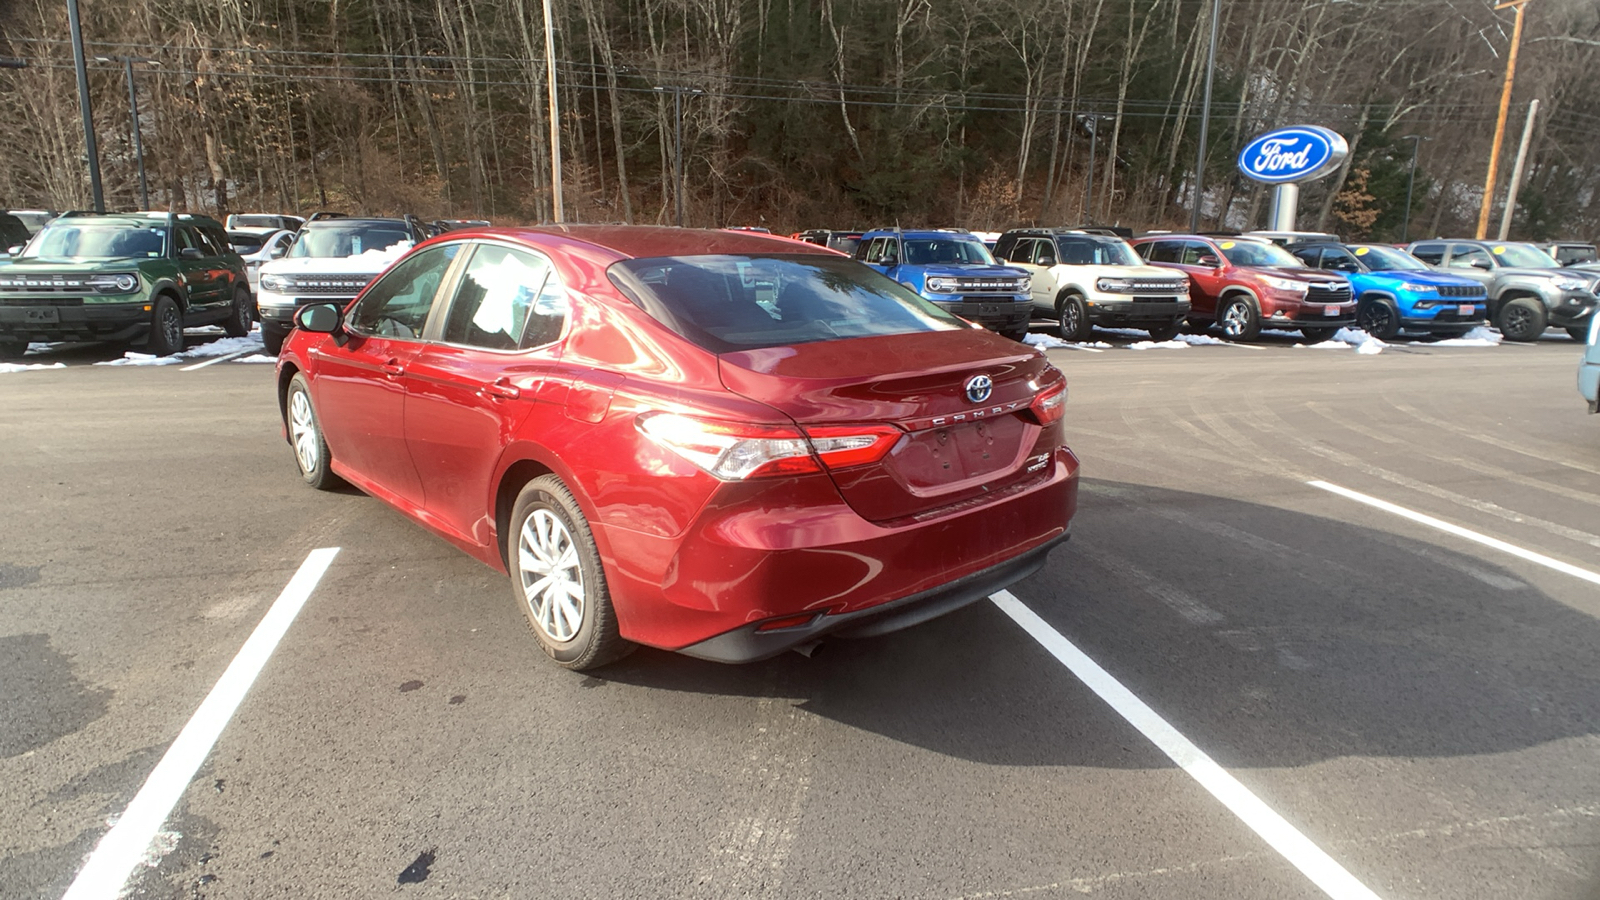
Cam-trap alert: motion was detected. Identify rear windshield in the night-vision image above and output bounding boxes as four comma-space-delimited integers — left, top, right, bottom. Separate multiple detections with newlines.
609, 254, 968, 352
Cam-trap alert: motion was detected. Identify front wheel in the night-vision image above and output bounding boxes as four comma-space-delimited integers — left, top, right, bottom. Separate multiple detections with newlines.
508, 475, 633, 670
1218, 296, 1261, 341
285, 373, 343, 490
261, 324, 287, 355
0, 337, 25, 361
1356, 298, 1400, 340
1000, 323, 1031, 342
1299, 326, 1340, 344
1145, 321, 1183, 341
1496, 297, 1547, 342
1057, 294, 1091, 342
223, 285, 254, 337
1567, 326, 1591, 341
146, 295, 184, 356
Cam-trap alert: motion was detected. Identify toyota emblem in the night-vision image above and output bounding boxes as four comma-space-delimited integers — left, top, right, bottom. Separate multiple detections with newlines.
965, 374, 993, 404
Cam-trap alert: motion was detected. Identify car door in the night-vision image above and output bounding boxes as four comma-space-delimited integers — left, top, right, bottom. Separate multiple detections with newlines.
1026, 238, 1060, 310
309, 242, 463, 509
174, 226, 225, 313
404, 241, 567, 547
1173, 239, 1225, 317
1444, 243, 1495, 287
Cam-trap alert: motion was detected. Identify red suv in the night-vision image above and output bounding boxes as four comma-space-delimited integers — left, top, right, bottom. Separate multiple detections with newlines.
276, 226, 1079, 669
1130, 234, 1355, 341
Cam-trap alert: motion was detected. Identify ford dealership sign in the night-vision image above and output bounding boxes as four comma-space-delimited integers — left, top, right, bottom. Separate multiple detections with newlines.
1237, 126, 1349, 184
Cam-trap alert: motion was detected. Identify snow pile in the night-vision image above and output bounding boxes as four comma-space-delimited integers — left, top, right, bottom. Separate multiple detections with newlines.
1174, 333, 1228, 346
1296, 327, 1385, 355
234, 354, 278, 364
1261, 328, 1303, 338
1128, 339, 1189, 350
1023, 333, 1111, 350
95, 334, 264, 367
0, 361, 66, 374
1426, 326, 1501, 347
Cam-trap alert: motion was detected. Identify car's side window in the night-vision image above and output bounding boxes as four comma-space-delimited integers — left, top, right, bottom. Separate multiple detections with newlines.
1410, 243, 1445, 265
1321, 248, 1359, 271
1032, 239, 1057, 267
347, 243, 461, 340
1139, 241, 1173, 263
1178, 241, 1211, 265
861, 237, 886, 264
442, 244, 565, 351
1293, 247, 1323, 267
1448, 245, 1491, 269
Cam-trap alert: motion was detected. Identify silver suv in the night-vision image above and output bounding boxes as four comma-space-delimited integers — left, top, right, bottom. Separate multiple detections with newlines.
1407, 240, 1599, 341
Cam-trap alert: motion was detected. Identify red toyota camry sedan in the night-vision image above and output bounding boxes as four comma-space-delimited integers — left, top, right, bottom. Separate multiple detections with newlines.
275, 225, 1079, 669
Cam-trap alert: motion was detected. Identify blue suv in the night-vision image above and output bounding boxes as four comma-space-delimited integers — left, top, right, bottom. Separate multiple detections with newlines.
1291, 242, 1488, 339
854, 229, 1033, 339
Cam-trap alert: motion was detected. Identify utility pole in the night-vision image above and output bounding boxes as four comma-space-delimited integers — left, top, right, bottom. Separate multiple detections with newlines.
1399, 134, 1431, 243
66, 0, 105, 212
1078, 114, 1112, 223
97, 56, 158, 210
1475, 0, 1533, 239
653, 85, 703, 227
1189, 0, 1221, 233
1497, 98, 1539, 240
542, 0, 563, 222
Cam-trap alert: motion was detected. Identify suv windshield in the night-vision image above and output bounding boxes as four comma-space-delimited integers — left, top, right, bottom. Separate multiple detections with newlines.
1057, 237, 1142, 266
1353, 246, 1428, 272
610, 254, 966, 352
1489, 243, 1560, 269
288, 223, 411, 258
21, 222, 166, 259
901, 238, 996, 266
1219, 240, 1302, 267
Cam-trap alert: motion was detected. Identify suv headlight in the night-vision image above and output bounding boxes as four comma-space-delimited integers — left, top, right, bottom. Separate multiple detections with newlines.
1398, 282, 1433, 293
1552, 275, 1589, 291
925, 276, 958, 293
87, 273, 139, 293
259, 273, 290, 293
1011, 277, 1031, 292
1260, 275, 1309, 295
1096, 278, 1133, 293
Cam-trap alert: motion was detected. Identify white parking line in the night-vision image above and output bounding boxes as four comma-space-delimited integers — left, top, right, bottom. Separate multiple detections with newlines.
990, 590, 1383, 900
1308, 480, 1600, 587
178, 349, 254, 371
62, 547, 340, 900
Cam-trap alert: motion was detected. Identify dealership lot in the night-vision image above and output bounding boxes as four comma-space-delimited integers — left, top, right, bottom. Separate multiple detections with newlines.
2, 334, 1597, 899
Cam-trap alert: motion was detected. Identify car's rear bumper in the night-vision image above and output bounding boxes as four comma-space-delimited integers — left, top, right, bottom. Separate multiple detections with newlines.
0, 300, 149, 342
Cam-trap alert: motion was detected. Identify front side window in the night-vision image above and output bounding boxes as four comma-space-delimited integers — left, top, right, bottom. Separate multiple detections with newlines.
1179, 241, 1215, 265
1030, 239, 1058, 266
442, 244, 565, 351
1410, 243, 1446, 264
1448, 245, 1493, 269
1318, 247, 1361, 272
900, 238, 996, 266
610, 254, 966, 352
346, 243, 461, 339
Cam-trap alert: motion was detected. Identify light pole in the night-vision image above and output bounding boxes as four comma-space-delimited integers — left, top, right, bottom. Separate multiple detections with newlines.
1399, 134, 1431, 243
66, 0, 105, 212
96, 56, 158, 210
1189, 0, 1221, 233
1078, 114, 1112, 223
653, 85, 703, 227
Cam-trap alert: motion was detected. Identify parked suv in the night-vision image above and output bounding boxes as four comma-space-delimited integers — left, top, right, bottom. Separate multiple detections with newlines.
257, 215, 427, 354
226, 213, 304, 232
854, 229, 1032, 339
1130, 234, 1355, 341
0, 211, 252, 359
994, 228, 1190, 341
1407, 240, 1600, 341
1290, 243, 1487, 339
1538, 242, 1597, 267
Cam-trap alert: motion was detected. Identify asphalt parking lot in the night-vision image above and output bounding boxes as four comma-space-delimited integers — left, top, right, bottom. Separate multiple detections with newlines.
2, 329, 1598, 899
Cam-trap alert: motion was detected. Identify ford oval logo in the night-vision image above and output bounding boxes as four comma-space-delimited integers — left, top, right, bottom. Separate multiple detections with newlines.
965, 374, 993, 404
1237, 126, 1349, 184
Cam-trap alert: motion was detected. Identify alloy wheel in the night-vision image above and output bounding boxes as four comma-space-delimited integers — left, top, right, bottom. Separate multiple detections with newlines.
519, 509, 585, 643
161, 306, 182, 348
288, 390, 319, 474
1222, 302, 1247, 336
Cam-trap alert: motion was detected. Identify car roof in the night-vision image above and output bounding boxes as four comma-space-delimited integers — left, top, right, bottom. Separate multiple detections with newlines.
861, 228, 978, 239
441, 224, 835, 260
53, 212, 223, 228
303, 217, 411, 228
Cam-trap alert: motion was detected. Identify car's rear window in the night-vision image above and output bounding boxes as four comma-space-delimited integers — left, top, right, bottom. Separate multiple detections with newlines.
609, 254, 967, 352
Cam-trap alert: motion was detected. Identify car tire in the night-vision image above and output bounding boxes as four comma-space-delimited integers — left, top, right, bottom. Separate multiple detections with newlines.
1183, 317, 1212, 334
1146, 321, 1183, 341
0, 337, 25, 361
285, 373, 343, 491
146, 295, 184, 356
1057, 294, 1091, 342
1567, 326, 1590, 341
507, 475, 633, 671
1356, 297, 1400, 340
1299, 326, 1339, 343
223, 285, 253, 338
1001, 324, 1031, 342
261, 324, 287, 356
1218, 295, 1261, 342
1496, 297, 1546, 342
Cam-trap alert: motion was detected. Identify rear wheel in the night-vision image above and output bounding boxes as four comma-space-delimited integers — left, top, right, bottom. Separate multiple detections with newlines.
507, 475, 633, 671
146, 295, 184, 356
1356, 297, 1400, 340
223, 285, 253, 337
1496, 297, 1546, 342
1218, 295, 1261, 341
0, 337, 25, 361
1057, 294, 1091, 342
1146, 321, 1183, 341
1567, 326, 1591, 341
1000, 325, 1030, 342
1183, 317, 1212, 334
1299, 326, 1339, 344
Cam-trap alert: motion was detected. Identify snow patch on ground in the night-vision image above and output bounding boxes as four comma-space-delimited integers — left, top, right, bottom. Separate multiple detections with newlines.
0, 361, 67, 374
1128, 339, 1189, 350
1422, 326, 1502, 347
1174, 333, 1228, 346
1261, 328, 1304, 338
1023, 333, 1111, 350
95, 335, 265, 367
1295, 326, 1385, 355
233, 354, 278, 364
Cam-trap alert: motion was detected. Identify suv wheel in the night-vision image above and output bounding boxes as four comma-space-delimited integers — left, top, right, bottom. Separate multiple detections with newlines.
261, 324, 287, 355
1219, 295, 1261, 341
147, 296, 184, 356
0, 337, 25, 361
223, 285, 254, 338
1356, 297, 1400, 340
1496, 297, 1546, 342
1299, 326, 1339, 344
1057, 294, 1091, 342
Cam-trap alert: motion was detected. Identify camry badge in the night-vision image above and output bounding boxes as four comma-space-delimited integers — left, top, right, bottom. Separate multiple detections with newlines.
965, 374, 993, 404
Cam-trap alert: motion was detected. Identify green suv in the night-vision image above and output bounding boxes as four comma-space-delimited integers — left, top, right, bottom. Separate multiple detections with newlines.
0, 211, 253, 359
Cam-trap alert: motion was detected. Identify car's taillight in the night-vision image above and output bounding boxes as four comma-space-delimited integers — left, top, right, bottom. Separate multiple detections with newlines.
1030, 381, 1067, 426
637, 413, 902, 481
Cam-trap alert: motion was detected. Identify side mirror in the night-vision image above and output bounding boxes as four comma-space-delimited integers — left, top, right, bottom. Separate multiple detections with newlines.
1197, 254, 1221, 267
270, 242, 290, 259
1471, 258, 1492, 270
178, 247, 203, 260
295, 302, 343, 334
4, 245, 18, 256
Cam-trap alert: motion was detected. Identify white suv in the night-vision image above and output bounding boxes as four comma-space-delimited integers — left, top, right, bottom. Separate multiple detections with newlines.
995, 229, 1191, 341
257, 216, 424, 353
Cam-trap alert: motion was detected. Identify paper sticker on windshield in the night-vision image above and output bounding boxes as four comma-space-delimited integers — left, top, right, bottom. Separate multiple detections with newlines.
1220, 241, 1236, 250
1492, 245, 1506, 255
1354, 246, 1369, 256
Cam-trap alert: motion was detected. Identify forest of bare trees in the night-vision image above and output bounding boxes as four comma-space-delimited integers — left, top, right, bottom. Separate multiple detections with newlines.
1, 0, 1597, 240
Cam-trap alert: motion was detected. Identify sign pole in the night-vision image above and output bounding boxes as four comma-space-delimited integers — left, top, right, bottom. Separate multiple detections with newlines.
1269, 184, 1299, 232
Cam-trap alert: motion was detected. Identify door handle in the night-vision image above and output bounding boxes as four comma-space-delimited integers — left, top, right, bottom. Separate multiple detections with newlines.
381, 359, 405, 376
479, 378, 521, 400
